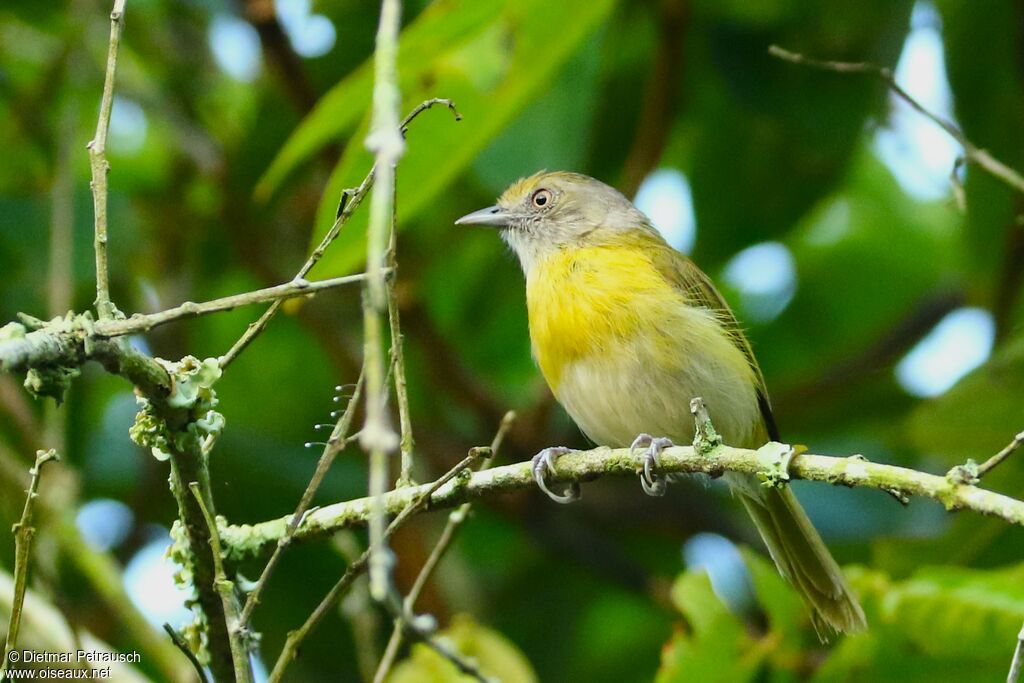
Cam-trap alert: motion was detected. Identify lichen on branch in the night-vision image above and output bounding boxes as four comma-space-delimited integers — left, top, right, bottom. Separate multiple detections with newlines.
220, 439, 1024, 560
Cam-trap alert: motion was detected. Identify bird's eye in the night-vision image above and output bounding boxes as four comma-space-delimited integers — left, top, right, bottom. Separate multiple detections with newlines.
532, 189, 553, 208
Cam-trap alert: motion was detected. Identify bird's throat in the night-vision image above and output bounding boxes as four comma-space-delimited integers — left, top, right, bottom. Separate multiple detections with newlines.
525, 244, 683, 390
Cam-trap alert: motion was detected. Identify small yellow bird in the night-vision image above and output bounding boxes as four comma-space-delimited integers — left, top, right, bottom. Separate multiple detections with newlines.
456, 171, 866, 640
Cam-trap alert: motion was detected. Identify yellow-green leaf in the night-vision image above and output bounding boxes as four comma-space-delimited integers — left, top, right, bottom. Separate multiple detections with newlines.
387, 614, 537, 683
256, 0, 505, 200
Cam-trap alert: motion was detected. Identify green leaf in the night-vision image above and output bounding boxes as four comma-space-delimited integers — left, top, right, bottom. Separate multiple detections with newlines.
387, 614, 537, 683
813, 564, 1024, 682
256, 0, 506, 199
303, 0, 617, 278
656, 571, 764, 683
887, 565, 1024, 659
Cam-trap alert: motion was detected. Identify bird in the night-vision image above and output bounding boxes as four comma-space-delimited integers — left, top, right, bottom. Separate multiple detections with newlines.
455, 170, 866, 640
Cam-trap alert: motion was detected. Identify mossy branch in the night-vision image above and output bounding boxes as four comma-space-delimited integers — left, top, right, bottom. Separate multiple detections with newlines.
0, 269, 373, 401
189, 483, 253, 683
221, 438, 1024, 559
167, 437, 237, 683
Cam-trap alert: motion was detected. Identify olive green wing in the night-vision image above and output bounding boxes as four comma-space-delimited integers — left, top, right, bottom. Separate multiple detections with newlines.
647, 237, 866, 638
651, 242, 781, 441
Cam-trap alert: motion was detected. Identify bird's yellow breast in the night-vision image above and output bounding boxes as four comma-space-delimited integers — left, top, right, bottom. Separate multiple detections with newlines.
526, 244, 686, 390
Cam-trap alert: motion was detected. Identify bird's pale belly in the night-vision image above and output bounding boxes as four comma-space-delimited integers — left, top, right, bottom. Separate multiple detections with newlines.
549, 313, 764, 450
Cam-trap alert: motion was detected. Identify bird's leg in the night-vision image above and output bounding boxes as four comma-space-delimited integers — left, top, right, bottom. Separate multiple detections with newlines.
531, 446, 580, 504
631, 433, 674, 496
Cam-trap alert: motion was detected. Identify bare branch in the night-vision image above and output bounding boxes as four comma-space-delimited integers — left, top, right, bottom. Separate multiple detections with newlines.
266, 448, 485, 683
388, 198, 415, 488
373, 411, 516, 683
94, 271, 377, 338
361, 0, 405, 609
88, 0, 128, 320
166, 434, 237, 681
189, 483, 253, 683
978, 431, 1024, 480
0, 326, 172, 403
162, 624, 209, 683
1, 449, 60, 678
238, 370, 365, 631
769, 45, 1024, 196
218, 98, 459, 370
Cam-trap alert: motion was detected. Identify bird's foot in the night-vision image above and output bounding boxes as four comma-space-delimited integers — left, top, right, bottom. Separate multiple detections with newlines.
631, 434, 674, 496
531, 446, 580, 504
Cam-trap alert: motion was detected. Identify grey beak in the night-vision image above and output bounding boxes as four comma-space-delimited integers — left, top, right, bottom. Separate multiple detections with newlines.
454, 205, 513, 227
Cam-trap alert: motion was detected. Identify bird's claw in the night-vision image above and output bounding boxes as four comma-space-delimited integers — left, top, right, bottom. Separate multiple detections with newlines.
631, 433, 674, 497
531, 446, 580, 504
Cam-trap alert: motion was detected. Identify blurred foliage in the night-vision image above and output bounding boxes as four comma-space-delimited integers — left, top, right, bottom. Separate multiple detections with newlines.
660, 551, 1024, 683
387, 614, 537, 683
3, 0, 1024, 681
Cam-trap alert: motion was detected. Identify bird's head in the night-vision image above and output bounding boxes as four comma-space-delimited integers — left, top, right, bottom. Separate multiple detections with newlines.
455, 171, 655, 270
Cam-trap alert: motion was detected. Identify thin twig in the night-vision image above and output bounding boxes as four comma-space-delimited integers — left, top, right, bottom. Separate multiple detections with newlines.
978, 431, 1024, 479
238, 369, 365, 631
266, 448, 484, 683
1, 449, 59, 679
0, 442, 189, 681
218, 174, 372, 368
396, 624, 493, 683
387, 186, 415, 487
365, 0, 404, 311
334, 532, 383, 683
362, 0, 405, 607
1009, 622, 1024, 683
95, 271, 378, 338
373, 412, 516, 683
162, 623, 209, 683
88, 0, 127, 320
218, 98, 459, 370
769, 45, 1024, 196
363, 290, 398, 602
188, 483, 254, 683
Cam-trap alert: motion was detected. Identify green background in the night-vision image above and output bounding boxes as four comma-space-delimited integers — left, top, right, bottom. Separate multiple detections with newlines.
3, 0, 1024, 681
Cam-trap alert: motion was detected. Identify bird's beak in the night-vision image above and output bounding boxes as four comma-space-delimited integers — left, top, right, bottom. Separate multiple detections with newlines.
454, 205, 513, 228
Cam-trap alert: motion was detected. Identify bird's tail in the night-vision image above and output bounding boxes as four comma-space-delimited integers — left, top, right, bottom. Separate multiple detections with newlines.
726, 472, 867, 641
